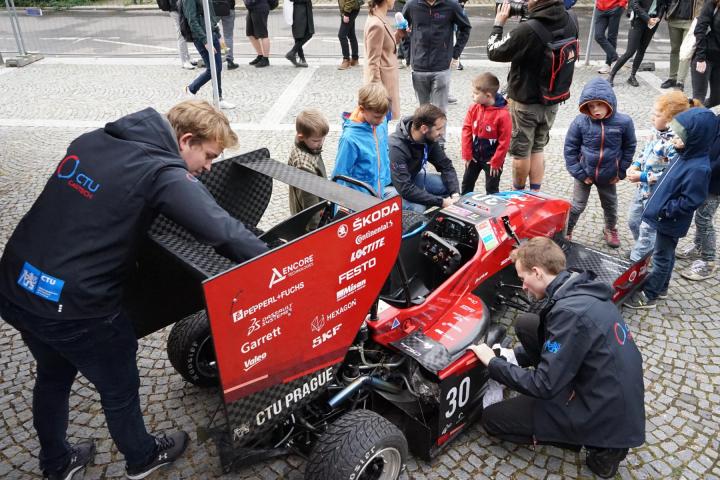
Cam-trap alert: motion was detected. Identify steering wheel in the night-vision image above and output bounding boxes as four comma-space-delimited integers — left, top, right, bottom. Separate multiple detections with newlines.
420, 230, 462, 275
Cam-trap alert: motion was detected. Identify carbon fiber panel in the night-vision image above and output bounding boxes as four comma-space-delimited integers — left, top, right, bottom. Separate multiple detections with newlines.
392, 331, 452, 374
561, 241, 631, 285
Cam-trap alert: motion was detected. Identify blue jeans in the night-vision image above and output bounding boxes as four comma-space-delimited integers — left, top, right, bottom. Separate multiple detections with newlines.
643, 232, 679, 300
0, 296, 156, 473
628, 189, 656, 262
401, 171, 449, 213
190, 34, 223, 98
692, 193, 720, 261
594, 7, 623, 65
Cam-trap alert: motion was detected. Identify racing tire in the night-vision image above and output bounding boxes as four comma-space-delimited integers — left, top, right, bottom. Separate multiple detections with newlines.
305, 409, 407, 480
167, 311, 219, 388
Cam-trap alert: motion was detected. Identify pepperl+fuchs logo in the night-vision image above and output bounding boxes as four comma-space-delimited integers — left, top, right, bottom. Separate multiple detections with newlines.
56, 155, 102, 199
268, 255, 314, 288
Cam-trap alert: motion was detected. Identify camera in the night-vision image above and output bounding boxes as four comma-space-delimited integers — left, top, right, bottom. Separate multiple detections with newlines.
495, 0, 529, 20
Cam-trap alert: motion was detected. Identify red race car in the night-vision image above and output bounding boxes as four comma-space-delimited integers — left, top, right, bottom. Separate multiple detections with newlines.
125, 149, 650, 479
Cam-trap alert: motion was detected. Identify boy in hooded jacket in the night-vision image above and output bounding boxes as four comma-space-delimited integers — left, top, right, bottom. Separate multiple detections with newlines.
625, 107, 718, 309
564, 78, 637, 247
460, 72, 512, 195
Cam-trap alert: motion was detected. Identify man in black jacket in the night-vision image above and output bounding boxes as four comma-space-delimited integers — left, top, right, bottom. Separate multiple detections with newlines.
468, 237, 645, 479
388, 103, 460, 211
402, 0, 471, 113
487, 0, 577, 192
0, 100, 268, 480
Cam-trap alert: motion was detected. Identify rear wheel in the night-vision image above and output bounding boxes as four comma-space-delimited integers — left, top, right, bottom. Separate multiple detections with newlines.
167, 311, 218, 387
305, 409, 407, 480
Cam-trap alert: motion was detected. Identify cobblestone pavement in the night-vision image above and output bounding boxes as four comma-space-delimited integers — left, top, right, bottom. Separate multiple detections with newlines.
1, 57, 719, 479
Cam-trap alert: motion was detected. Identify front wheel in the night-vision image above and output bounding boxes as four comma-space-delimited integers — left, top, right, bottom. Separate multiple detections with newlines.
167, 311, 218, 387
305, 409, 407, 480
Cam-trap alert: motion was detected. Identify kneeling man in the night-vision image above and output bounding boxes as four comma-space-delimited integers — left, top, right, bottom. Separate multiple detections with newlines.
469, 237, 645, 478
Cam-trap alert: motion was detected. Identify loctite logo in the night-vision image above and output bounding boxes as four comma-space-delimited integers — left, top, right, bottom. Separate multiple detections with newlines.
56, 155, 101, 199
338, 258, 376, 284
350, 238, 385, 262
352, 203, 399, 231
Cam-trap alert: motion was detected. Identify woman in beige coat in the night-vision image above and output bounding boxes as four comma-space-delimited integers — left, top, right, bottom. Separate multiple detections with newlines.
364, 0, 401, 119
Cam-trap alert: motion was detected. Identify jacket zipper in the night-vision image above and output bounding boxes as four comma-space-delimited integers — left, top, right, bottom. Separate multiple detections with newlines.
640, 156, 680, 219
373, 125, 381, 196
595, 121, 605, 181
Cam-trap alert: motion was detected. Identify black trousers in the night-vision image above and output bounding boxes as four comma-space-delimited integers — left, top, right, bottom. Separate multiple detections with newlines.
289, 33, 313, 59
594, 6, 624, 65
611, 19, 658, 76
338, 9, 360, 60
691, 57, 720, 108
461, 159, 501, 195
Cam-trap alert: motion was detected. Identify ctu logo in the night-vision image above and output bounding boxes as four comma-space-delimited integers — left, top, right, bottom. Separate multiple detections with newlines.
56, 155, 101, 199
614, 322, 633, 345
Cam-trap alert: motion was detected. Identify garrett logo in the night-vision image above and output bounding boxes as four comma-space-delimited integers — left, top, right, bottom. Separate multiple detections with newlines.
56, 155, 101, 199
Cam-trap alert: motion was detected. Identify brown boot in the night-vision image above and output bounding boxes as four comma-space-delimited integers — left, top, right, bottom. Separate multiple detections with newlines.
338, 59, 351, 70
349, 58, 359, 67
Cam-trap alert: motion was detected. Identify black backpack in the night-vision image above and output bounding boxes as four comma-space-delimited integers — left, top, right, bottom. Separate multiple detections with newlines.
157, 0, 173, 11
527, 12, 579, 105
177, 0, 194, 42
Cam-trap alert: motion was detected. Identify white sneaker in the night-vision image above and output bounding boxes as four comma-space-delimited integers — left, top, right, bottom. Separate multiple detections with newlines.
598, 64, 611, 74
183, 86, 195, 98
182, 61, 196, 70
218, 99, 235, 110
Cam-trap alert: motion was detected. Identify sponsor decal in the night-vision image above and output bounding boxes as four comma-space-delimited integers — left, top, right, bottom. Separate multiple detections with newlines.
477, 221, 499, 251
336, 279, 367, 301
311, 315, 325, 333
246, 303, 293, 336
391, 318, 400, 330
241, 327, 281, 354
352, 202, 399, 231
354, 220, 394, 246
268, 255, 314, 288
614, 322, 633, 346
232, 424, 250, 441
232, 282, 304, 322
338, 257, 377, 284
17, 262, 65, 303
312, 323, 343, 349
543, 340, 561, 354
350, 238, 385, 262
399, 341, 422, 358
337, 224, 349, 238
326, 298, 357, 322
629, 270, 637, 282
56, 155, 101, 199
256, 367, 333, 425
243, 352, 267, 372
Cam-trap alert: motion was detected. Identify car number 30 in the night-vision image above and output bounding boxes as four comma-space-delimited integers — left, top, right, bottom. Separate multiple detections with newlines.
444, 377, 471, 418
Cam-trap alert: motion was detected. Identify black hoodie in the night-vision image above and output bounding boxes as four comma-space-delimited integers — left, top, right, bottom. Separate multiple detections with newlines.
488, 271, 646, 449
0, 108, 268, 320
486, 1, 577, 104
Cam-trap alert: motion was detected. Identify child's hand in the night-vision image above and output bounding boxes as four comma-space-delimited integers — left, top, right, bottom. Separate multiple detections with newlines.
583, 177, 593, 185
626, 170, 641, 183
609, 177, 619, 185
490, 167, 501, 177
648, 172, 657, 184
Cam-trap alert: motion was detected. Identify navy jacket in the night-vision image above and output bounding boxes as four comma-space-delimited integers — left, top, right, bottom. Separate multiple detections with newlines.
565, 78, 637, 184
643, 108, 717, 237
488, 271, 646, 448
709, 113, 720, 195
402, 0, 472, 73
0, 108, 268, 319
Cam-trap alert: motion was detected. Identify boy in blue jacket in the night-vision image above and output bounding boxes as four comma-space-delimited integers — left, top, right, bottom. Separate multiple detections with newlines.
332, 83, 392, 198
625, 108, 718, 309
564, 78, 637, 247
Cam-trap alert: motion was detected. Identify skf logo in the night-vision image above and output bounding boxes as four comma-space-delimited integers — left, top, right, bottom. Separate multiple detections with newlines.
312, 324, 342, 349
56, 155, 101, 199
337, 224, 348, 238
352, 203, 399, 231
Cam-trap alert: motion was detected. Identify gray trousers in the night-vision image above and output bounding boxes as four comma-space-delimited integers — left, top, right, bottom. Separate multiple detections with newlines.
411, 69, 452, 113
220, 10, 236, 61
693, 193, 720, 261
567, 179, 618, 233
667, 18, 692, 83
170, 11, 191, 64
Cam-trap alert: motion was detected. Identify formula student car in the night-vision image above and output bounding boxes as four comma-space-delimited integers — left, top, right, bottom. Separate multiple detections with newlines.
123, 149, 650, 479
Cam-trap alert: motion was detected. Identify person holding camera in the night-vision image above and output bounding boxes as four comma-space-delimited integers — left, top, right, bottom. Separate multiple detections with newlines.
486, 0, 578, 192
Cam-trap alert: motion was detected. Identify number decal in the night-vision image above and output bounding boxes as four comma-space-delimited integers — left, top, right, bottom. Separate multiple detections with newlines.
444, 377, 471, 418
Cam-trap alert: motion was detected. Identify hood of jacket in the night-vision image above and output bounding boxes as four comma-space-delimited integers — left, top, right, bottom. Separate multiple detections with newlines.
545, 270, 614, 306
528, 0, 568, 23
578, 77, 617, 119
490, 92, 508, 109
395, 115, 415, 142
104, 107, 183, 163
670, 107, 719, 159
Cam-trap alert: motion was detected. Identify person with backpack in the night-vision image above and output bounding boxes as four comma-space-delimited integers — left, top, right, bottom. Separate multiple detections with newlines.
245, 0, 273, 67
608, 0, 669, 88
337, 0, 362, 69
157, 0, 198, 70
182, 0, 236, 108
593, 0, 627, 75
487, 0, 579, 192
690, 0, 720, 107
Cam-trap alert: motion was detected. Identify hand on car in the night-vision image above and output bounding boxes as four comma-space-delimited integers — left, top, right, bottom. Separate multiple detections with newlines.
442, 197, 455, 208
468, 343, 495, 366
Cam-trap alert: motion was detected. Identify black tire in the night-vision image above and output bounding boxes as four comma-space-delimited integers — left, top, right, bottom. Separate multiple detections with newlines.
167, 311, 218, 388
305, 409, 408, 480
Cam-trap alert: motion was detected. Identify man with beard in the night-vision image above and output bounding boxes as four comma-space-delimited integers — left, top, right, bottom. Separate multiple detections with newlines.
388, 103, 460, 212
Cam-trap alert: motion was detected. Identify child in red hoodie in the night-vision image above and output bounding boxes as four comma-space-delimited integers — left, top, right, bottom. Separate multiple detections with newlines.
461, 73, 512, 194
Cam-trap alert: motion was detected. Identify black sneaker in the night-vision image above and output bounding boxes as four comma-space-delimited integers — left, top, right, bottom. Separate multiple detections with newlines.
623, 291, 656, 310
657, 289, 668, 299
586, 447, 628, 478
675, 82, 684, 91
627, 75, 639, 87
255, 56, 270, 68
660, 78, 676, 89
226, 59, 239, 70
44, 440, 96, 480
285, 51, 301, 67
125, 431, 189, 480
249, 55, 262, 65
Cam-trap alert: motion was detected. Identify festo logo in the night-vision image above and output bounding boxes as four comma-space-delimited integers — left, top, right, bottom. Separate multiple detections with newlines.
352, 203, 399, 231
338, 257, 376, 284
269, 255, 314, 288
